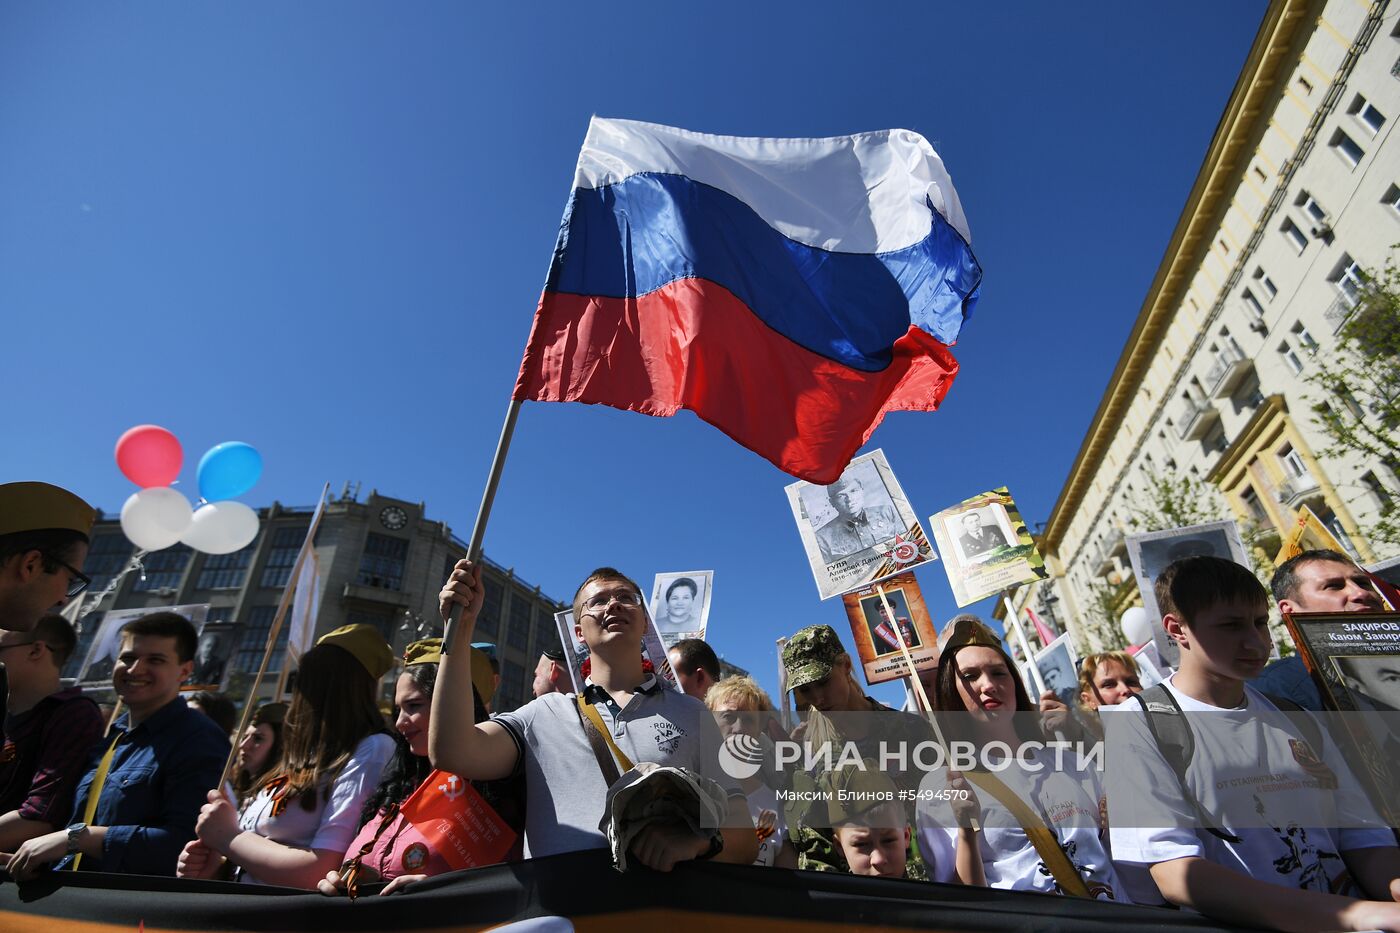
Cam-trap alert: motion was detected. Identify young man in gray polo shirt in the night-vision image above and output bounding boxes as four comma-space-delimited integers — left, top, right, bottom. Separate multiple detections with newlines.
432, 562, 757, 870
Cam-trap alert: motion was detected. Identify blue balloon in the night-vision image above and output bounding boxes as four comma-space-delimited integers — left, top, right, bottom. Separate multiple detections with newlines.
197, 442, 263, 502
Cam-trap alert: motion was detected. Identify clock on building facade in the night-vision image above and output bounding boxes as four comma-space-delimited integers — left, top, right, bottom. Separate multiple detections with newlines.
379, 505, 408, 530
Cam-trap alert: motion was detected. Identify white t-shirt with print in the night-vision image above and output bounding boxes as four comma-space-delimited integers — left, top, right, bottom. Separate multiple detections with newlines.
1104, 675, 1394, 904
915, 746, 1124, 900
237, 732, 396, 884
745, 783, 788, 867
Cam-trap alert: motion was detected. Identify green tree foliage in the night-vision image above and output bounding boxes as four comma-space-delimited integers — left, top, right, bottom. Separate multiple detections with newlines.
1307, 255, 1400, 550
1124, 473, 1229, 534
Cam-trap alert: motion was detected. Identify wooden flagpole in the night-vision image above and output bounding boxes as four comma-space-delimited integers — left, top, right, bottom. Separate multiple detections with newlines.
218, 484, 330, 789
874, 583, 946, 747
1002, 590, 1047, 696
442, 399, 522, 655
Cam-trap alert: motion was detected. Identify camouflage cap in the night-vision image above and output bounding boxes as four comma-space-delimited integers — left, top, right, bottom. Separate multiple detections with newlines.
782, 624, 847, 692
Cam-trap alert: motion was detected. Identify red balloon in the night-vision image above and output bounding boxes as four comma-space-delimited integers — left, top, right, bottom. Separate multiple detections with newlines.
114, 425, 183, 488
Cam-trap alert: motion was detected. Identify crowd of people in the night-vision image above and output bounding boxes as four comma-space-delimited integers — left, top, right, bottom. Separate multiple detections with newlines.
2, 480, 1400, 931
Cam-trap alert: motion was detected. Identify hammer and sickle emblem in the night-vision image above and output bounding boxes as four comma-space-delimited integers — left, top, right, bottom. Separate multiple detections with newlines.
438, 774, 465, 801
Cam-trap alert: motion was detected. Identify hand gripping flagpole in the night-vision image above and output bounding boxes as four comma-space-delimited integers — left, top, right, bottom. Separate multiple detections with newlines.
442, 399, 522, 656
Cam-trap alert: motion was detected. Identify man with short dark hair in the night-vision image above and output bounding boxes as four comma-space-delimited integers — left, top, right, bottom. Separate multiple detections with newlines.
668, 638, 720, 701
0, 614, 104, 851
5, 611, 229, 877
0, 482, 95, 634
1107, 556, 1400, 931
814, 476, 899, 563
433, 562, 757, 870
1273, 548, 1386, 614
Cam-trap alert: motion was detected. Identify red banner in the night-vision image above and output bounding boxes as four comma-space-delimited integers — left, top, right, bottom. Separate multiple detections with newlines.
399, 770, 516, 871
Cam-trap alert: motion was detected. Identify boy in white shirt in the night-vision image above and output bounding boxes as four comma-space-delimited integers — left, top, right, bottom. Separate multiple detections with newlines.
1106, 555, 1400, 932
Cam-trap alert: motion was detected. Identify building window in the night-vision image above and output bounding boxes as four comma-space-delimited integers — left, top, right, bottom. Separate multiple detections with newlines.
346, 608, 395, 641
1281, 218, 1308, 254
1349, 94, 1386, 135
131, 544, 192, 592
357, 533, 408, 590
1242, 288, 1265, 320
82, 533, 134, 593
1297, 74, 1314, 95
1293, 190, 1327, 224
260, 525, 308, 588
1218, 238, 1231, 257
1279, 444, 1308, 479
235, 605, 283, 673
478, 578, 503, 640
1278, 341, 1304, 375
506, 594, 531, 651
1339, 388, 1366, 420
1385, 185, 1400, 220
501, 659, 526, 709
1292, 321, 1317, 351
1252, 165, 1268, 184
195, 543, 255, 590
1330, 129, 1365, 169
1240, 486, 1268, 522
1362, 471, 1396, 510
1253, 266, 1278, 300
1330, 254, 1365, 306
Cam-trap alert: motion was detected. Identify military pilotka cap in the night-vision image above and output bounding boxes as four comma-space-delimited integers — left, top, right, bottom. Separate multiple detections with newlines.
404, 637, 494, 704
782, 624, 846, 692
317, 623, 394, 680
824, 761, 902, 826
937, 613, 1002, 654
0, 482, 96, 537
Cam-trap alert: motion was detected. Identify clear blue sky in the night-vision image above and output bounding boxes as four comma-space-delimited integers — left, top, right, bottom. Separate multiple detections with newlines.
2, 1, 1267, 706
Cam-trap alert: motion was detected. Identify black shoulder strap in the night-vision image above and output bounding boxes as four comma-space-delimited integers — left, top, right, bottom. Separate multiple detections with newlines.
1132, 685, 1241, 843
1261, 693, 1324, 757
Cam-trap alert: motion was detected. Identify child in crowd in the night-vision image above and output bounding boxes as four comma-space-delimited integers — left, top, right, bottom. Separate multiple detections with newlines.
705, 675, 797, 868
318, 639, 523, 897
825, 765, 915, 880
176, 624, 396, 887
918, 615, 1123, 900
232, 702, 286, 805
1106, 556, 1400, 932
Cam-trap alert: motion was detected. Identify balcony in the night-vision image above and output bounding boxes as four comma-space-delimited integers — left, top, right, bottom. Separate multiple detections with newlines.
1276, 473, 1324, 510
343, 581, 413, 608
1089, 527, 1126, 575
1205, 345, 1253, 398
1324, 294, 1356, 334
1175, 396, 1220, 441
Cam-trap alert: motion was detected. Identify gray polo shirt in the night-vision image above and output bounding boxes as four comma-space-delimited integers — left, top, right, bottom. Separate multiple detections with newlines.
496, 674, 743, 858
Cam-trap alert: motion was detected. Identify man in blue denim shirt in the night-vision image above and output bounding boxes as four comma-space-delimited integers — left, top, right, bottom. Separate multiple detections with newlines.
6, 611, 229, 877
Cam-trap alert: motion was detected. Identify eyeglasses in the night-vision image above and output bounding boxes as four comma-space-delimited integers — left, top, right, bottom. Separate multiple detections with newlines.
582, 590, 643, 612
0, 640, 36, 654
45, 554, 92, 599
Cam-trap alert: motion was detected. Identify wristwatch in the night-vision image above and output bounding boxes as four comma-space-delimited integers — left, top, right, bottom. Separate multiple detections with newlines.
65, 822, 87, 854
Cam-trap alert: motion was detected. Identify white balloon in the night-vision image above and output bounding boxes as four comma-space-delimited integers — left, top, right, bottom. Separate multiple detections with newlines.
120, 487, 193, 551
1121, 606, 1153, 646
181, 501, 259, 555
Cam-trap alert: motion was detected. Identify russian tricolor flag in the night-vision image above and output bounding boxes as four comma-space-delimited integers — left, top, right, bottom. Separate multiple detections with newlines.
513, 117, 982, 484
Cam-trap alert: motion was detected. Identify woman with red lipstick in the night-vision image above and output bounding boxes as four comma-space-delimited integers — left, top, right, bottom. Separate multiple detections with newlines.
316, 639, 523, 897
916, 615, 1124, 901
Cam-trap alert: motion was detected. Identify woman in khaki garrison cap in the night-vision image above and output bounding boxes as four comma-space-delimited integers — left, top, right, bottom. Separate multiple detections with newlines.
0, 482, 95, 633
